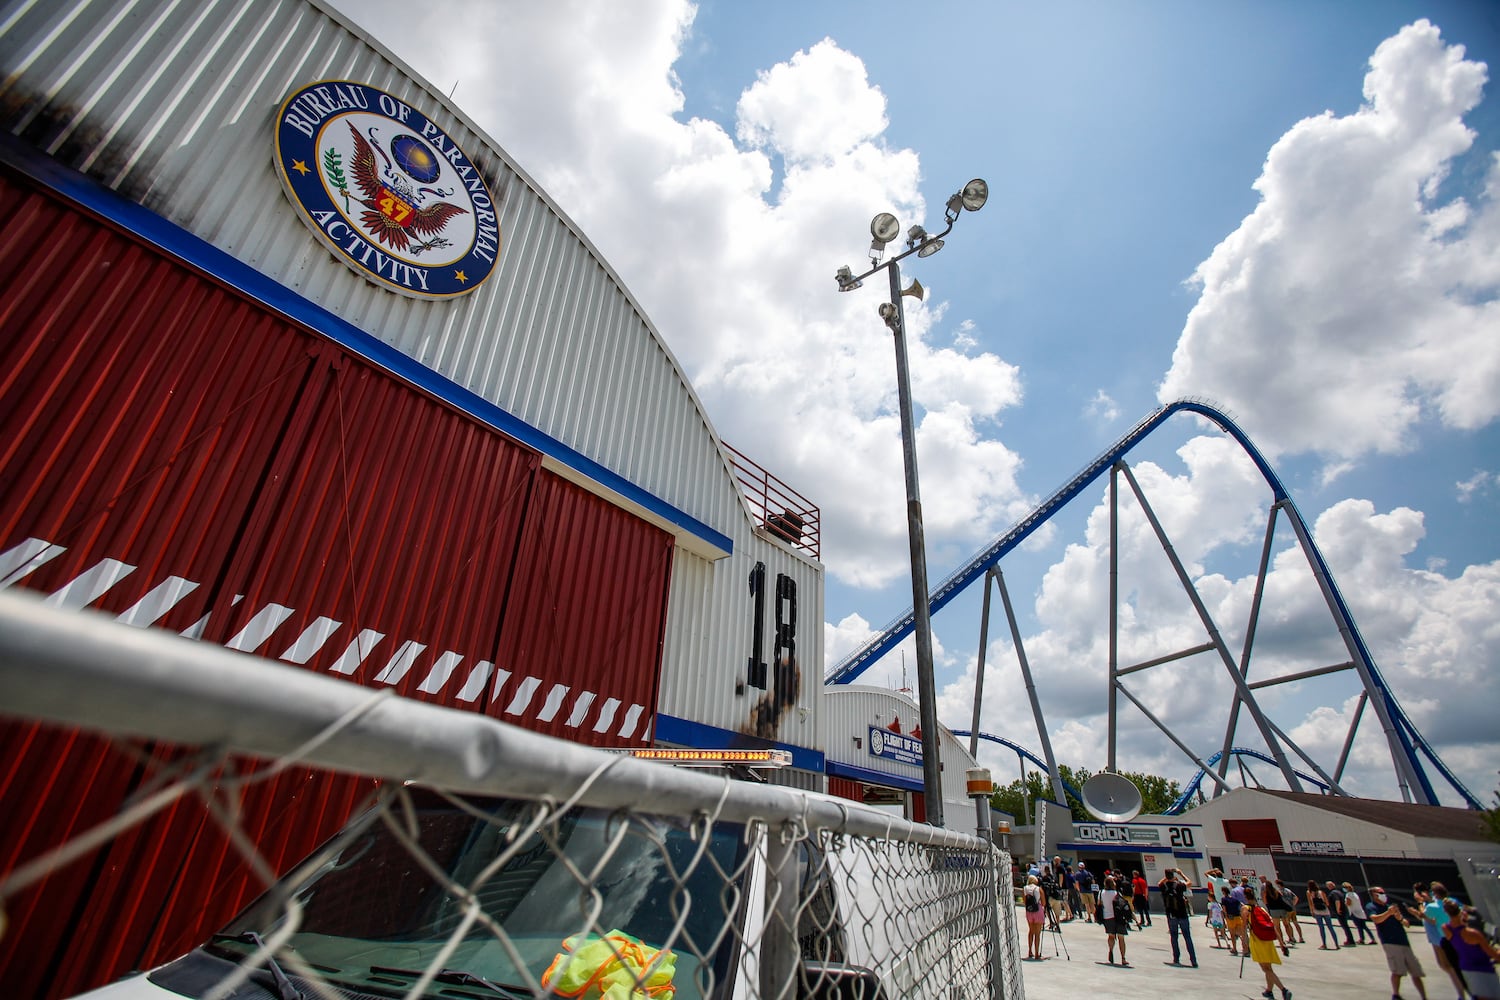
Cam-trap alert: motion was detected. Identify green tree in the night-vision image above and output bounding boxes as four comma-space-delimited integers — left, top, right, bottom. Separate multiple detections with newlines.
1118, 768, 1184, 816
989, 769, 1050, 823
989, 763, 1183, 823
1482, 774, 1500, 845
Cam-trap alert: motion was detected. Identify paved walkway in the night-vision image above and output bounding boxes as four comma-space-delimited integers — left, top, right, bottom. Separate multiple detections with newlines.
1015, 911, 1439, 1000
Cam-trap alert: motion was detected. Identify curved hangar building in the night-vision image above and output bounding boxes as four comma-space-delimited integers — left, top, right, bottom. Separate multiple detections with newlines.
0, 1, 828, 994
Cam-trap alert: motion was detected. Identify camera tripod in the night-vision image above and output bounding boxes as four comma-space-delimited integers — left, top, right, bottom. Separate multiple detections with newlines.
1044, 904, 1072, 960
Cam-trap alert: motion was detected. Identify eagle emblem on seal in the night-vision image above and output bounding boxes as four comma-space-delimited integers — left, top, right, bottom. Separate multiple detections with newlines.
344, 122, 469, 255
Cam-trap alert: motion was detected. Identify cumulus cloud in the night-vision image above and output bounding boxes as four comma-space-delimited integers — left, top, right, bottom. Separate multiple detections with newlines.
329, 4, 1499, 803
736, 39, 888, 163
329, 0, 1028, 589
1159, 20, 1500, 460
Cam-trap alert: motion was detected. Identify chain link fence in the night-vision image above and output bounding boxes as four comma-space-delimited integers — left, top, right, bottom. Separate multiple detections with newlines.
0, 590, 1024, 999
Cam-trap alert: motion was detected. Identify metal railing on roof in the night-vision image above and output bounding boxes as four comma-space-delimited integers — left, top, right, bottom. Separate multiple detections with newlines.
724, 442, 821, 559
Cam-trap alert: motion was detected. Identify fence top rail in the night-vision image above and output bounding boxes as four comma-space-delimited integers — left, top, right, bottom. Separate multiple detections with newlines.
0, 589, 985, 850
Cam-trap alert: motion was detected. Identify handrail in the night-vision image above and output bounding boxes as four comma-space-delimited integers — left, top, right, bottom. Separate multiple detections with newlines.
724, 442, 821, 559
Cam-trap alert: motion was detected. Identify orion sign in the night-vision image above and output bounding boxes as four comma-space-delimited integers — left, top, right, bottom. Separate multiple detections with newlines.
275, 80, 501, 299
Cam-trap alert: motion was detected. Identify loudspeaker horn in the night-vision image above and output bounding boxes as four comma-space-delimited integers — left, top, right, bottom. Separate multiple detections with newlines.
1080, 771, 1143, 823
901, 278, 925, 301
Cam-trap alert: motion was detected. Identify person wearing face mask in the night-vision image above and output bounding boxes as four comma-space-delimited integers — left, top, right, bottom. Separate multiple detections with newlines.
1369, 886, 1430, 1000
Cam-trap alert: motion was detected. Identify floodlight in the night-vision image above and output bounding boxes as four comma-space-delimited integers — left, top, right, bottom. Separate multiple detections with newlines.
916, 238, 944, 258
960, 178, 989, 212
870, 212, 901, 246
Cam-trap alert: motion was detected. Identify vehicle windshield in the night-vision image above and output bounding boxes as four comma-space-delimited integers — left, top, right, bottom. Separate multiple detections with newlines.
209, 789, 750, 999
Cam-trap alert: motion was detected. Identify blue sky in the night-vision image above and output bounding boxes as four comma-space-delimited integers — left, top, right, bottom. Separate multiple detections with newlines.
331, 0, 1499, 806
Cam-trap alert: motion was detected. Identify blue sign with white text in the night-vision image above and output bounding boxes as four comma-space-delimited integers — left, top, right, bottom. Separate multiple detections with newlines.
868, 725, 922, 766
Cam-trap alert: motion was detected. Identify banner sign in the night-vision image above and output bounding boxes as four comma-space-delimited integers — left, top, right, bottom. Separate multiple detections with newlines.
867, 725, 923, 766
1070, 821, 1201, 851
1288, 840, 1345, 855
1076, 823, 1163, 845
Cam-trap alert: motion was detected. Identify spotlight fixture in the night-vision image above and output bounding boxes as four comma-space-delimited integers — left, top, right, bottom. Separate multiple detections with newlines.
916, 237, 944, 258
835, 265, 861, 291
960, 178, 989, 212
946, 178, 990, 221
870, 212, 901, 247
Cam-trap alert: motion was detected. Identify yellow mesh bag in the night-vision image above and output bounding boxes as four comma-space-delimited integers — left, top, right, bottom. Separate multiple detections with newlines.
542, 928, 677, 999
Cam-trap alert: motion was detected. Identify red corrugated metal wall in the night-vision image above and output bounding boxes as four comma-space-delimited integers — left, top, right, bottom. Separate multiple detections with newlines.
494, 471, 674, 743
0, 167, 672, 995
828, 776, 863, 802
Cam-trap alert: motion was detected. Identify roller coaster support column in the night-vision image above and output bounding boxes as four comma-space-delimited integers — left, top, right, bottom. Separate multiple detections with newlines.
1108, 464, 1120, 770
1116, 461, 1306, 792
1282, 502, 1431, 803
994, 566, 1069, 806
1217, 499, 1281, 793
969, 567, 993, 762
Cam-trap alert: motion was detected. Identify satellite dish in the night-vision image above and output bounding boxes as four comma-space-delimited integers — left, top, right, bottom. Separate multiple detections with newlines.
1080, 771, 1143, 823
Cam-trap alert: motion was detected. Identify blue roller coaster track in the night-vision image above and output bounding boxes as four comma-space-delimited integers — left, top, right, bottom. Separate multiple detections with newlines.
949, 729, 1083, 806
1165, 747, 1332, 814
829, 398, 1480, 810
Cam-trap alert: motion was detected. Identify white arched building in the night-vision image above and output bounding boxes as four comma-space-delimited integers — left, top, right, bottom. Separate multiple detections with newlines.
0, 1, 827, 992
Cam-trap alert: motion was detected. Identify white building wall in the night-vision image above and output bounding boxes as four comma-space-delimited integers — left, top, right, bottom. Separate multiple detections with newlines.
657, 531, 824, 756
823, 686, 979, 822
1177, 789, 1421, 854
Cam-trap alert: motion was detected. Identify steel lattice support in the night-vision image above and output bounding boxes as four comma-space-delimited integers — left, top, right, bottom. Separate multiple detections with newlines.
844, 398, 1477, 809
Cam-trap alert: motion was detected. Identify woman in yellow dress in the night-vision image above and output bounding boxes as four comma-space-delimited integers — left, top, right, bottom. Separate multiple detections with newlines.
1244, 885, 1293, 1000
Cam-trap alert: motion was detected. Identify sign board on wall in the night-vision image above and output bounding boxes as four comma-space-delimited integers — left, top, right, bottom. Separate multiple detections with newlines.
1073, 821, 1201, 850
867, 725, 923, 766
1036, 800, 1071, 862
1288, 840, 1346, 855
275, 81, 502, 299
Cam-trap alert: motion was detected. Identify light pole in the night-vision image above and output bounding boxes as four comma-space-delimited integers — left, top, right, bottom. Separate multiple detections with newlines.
836, 179, 989, 828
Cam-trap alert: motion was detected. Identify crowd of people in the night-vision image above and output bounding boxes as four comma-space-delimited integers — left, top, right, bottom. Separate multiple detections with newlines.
1018, 860, 1499, 1000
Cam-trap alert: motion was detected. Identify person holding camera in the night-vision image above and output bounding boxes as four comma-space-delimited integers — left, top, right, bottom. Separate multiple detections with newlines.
1369, 886, 1430, 1000
1042, 864, 1067, 926
1160, 867, 1198, 967
1077, 862, 1098, 923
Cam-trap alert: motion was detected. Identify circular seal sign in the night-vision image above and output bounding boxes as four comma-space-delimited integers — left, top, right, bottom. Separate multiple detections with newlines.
274, 81, 501, 299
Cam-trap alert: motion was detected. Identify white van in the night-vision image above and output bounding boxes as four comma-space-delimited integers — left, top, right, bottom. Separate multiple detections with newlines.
73, 786, 1013, 1000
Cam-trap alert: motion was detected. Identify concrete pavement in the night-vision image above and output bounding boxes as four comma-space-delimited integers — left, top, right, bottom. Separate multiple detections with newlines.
1014, 909, 1443, 1000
